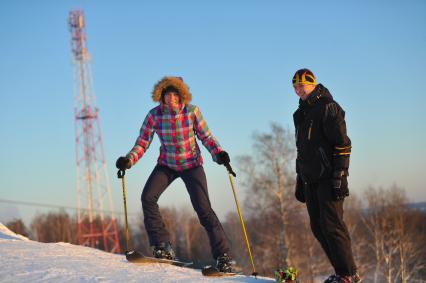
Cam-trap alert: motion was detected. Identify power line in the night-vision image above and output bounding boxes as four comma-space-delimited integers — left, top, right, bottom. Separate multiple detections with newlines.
0, 198, 140, 216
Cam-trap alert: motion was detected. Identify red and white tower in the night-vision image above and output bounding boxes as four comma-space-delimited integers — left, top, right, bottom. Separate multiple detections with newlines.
68, 10, 121, 253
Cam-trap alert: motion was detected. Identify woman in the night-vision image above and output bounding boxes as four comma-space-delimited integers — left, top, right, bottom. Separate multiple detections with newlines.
116, 76, 233, 272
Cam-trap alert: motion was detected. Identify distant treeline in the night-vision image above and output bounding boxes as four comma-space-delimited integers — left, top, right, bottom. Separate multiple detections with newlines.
6, 124, 426, 282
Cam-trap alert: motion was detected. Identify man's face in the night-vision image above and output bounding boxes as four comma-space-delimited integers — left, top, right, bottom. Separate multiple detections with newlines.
164, 91, 181, 106
293, 84, 316, 101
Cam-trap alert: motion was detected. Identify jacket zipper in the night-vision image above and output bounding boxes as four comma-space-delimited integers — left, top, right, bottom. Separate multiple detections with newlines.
308, 120, 313, 141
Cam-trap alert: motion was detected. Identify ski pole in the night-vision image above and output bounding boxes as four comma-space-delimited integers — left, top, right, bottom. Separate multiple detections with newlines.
225, 163, 257, 277
118, 169, 130, 254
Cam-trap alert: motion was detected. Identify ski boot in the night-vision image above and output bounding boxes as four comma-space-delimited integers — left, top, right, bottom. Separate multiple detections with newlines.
216, 253, 233, 273
324, 273, 362, 283
352, 273, 362, 283
153, 242, 175, 260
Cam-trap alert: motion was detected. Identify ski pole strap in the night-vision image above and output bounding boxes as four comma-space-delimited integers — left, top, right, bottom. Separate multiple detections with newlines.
117, 169, 126, 179
225, 163, 236, 177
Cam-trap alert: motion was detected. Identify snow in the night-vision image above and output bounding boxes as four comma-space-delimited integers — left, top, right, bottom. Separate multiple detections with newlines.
0, 223, 274, 283
0, 222, 29, 241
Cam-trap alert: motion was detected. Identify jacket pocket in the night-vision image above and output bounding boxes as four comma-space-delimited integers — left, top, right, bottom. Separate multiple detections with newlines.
298, 147, 333, 183
319, 146, 332, 171
298, 149, 325, 183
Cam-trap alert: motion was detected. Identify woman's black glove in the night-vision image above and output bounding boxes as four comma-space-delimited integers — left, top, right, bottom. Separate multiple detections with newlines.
215, 151, 230, 165
116, 156, 132, 170
332, 170, 349, 201
295, 175, 306, 203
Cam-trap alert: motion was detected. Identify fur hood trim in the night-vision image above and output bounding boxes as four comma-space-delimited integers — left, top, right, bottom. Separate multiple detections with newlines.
152, 76, 192, 104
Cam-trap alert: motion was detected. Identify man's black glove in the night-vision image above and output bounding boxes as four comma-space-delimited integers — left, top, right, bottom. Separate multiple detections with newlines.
295, 175, 306, 203
116, 156, 132, 170
215, 151, 230, 165
332, 170, 349, 201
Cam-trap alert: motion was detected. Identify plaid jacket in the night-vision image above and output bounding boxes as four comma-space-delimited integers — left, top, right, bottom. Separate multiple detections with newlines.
126, 104, 223, 171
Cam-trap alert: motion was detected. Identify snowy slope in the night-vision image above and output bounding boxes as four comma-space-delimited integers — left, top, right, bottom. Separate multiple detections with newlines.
0, 223, 273, 283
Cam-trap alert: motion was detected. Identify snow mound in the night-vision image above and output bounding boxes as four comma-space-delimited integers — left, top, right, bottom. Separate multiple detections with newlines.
0, 222, 273, 283
0, 222, 29, 241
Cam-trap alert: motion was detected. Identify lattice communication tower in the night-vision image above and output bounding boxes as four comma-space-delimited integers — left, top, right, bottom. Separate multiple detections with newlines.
68, 10, 121, 253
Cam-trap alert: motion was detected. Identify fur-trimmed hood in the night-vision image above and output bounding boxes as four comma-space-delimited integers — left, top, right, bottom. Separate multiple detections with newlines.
152, 76, 192, 104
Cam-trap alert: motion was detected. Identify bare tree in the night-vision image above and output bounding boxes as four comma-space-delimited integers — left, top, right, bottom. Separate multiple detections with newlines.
237, 123, 298, 271
361, 185, 426, 283
177, 208, 210, 266
343, 193, 370, 276
133, 217, 151, 255
173, 207, 208, 264
30, 210, 76, 243
6, 218, 30, 238
160, 207, 179, 247
388, 186, 426, 283
360, 187, 385, 282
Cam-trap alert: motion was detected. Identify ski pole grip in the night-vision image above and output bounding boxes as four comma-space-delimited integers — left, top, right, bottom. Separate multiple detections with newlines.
117, 169, 126, 179
225, 163, 236, 177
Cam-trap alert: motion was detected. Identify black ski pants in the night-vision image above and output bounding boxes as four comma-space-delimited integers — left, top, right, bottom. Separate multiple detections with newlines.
304, 179, 357, 276
141, 164, 230, 259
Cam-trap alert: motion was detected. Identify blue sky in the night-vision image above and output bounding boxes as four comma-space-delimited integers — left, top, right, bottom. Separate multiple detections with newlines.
0, 0, 425, 225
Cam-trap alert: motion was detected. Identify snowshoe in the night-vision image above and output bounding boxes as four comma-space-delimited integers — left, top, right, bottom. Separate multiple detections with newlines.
125, 250, 192, 267
201, 265, 239, 277
202, 253, 237, 277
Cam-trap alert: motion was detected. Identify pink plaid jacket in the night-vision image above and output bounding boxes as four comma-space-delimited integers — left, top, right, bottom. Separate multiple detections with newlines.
126, 104, 223, 171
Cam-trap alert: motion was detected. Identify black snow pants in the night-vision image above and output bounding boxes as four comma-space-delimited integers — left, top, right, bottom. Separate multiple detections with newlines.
141, 164, 230, 259
304, 179, 357, 276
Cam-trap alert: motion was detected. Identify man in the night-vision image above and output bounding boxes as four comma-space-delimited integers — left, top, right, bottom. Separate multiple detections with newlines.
292, 69, 361, 283
116, 76, 233, 273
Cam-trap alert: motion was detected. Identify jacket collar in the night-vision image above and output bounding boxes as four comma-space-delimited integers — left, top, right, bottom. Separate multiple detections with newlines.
299, 84, 332, 108
160, 103, 184, 115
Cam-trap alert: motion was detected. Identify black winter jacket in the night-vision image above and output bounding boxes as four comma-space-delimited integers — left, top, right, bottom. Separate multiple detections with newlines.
293, 84, 351, 183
